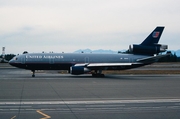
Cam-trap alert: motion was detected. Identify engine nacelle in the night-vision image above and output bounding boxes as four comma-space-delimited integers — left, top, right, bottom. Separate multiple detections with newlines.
129, 44, 168, 55
70, 66, 91, 75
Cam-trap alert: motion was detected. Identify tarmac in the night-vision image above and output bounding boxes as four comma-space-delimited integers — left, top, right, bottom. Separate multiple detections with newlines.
0, 63, 180, 119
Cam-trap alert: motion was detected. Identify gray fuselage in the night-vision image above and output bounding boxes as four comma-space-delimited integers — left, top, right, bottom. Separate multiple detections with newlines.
9, 53, 151, 71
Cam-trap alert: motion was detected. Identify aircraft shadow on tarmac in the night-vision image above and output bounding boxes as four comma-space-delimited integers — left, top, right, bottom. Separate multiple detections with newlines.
2, 68, 173, 80
14, 74, 129, 80
16, 73, 170, 80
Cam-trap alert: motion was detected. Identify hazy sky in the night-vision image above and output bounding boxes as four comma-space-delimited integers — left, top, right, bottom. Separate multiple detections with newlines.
0, 0, 180, 54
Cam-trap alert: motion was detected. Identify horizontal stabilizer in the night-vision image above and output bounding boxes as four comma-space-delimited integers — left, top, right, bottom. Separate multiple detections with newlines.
136, 53, 171, 63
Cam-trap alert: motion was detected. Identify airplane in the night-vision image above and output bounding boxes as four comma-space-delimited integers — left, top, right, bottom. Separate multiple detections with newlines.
9, 26, 170, 77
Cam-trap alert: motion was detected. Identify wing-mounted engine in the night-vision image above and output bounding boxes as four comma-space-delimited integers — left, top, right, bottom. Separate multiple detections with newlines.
129, 44, 168, 55
70, 66, 91, 75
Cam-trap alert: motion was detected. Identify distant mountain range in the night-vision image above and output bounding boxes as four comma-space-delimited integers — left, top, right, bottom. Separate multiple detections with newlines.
74, 49, 180, 57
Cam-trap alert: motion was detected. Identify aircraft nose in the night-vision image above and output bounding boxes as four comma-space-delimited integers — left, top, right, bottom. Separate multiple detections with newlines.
9, 59, 15, 66
9, 59, 13, 64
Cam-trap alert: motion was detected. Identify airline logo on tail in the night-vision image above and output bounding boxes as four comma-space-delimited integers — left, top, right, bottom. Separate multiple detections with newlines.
152, 31, 160, 38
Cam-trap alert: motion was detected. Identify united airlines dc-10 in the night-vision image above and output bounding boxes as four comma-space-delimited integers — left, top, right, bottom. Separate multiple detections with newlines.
9, 27, 170, 77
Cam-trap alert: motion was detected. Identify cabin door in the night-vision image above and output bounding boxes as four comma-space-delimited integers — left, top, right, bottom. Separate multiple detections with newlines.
85, 57, 89, 64
49, 58, 54, 64
21, 56, 25, 64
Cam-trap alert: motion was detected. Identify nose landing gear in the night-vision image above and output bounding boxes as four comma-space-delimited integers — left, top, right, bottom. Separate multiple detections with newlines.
31, 70, 35, 77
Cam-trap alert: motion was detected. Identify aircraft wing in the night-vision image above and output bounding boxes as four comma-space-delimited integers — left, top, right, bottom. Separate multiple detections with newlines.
87, 63, 132, 67
73, 53, 170, 68
74, 63, 141, 68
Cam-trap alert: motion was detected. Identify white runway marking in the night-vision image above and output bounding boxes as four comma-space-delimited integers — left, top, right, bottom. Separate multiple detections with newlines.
0, 99, 180, 105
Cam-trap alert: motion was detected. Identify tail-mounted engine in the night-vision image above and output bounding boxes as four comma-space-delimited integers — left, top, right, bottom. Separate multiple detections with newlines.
129, 44, 168, 55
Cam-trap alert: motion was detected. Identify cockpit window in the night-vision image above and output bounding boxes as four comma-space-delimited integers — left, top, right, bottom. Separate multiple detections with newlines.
13, 57, 18, 60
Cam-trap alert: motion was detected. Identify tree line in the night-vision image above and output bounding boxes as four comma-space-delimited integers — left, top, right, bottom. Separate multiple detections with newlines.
158, 52, 180, 62
0, 54, 16, 62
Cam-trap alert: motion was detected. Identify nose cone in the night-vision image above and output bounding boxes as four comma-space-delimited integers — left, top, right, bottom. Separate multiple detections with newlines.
9, 56, 18, 67
9, 59, 15, 66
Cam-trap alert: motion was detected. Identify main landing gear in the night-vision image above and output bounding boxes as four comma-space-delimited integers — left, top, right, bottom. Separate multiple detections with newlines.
31, 70, 35, 77
92, 70, 105, 77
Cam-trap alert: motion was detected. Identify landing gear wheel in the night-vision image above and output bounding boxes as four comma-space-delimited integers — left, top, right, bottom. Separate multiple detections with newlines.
92, 70, 105, 77
31, 70, 35, 77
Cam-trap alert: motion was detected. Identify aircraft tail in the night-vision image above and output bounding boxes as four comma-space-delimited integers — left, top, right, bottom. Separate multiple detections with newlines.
140, 27, 164, 46
129, 26, 168, 55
